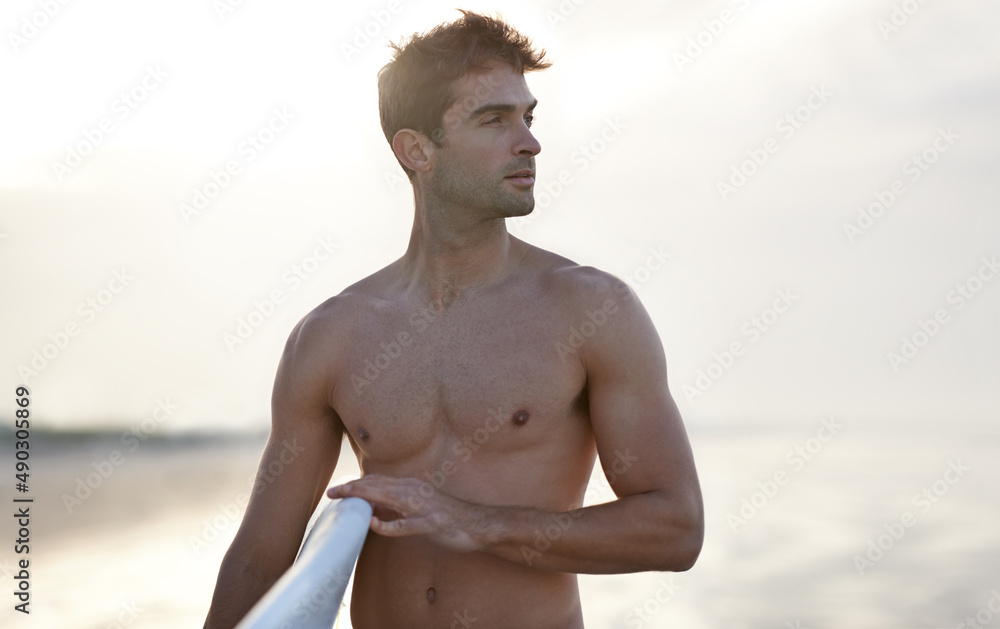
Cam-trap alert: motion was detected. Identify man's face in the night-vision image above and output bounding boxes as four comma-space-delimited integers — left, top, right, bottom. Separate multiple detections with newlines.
426, 61, 541, 219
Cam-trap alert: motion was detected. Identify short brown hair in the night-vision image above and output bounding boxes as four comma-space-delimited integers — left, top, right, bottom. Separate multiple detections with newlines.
377, 10, 550, 178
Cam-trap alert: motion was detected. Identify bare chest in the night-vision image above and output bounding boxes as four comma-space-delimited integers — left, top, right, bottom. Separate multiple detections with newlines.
331, 293, 587, 469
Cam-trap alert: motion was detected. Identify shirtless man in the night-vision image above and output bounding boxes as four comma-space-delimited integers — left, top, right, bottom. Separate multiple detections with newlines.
204, 11, 703, 629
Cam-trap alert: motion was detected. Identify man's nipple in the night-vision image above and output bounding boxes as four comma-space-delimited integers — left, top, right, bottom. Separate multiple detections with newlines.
512, 410, 529, 426
358, 427, 370, 441
426, 586, 436, 604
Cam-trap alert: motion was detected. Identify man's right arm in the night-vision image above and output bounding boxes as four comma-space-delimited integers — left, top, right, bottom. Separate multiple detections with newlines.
204, 310, 344, 629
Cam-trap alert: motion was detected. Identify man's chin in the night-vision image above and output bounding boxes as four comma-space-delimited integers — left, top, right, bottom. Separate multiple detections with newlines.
502, 201, 534, 219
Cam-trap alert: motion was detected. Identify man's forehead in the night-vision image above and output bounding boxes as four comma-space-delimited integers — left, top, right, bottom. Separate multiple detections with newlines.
448, 63, 535, 118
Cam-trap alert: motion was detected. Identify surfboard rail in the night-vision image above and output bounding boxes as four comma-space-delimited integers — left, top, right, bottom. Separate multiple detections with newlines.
234, 497, 372, 629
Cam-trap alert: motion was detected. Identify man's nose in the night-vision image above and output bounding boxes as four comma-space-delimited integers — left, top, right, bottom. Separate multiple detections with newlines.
515, 123, 541, 157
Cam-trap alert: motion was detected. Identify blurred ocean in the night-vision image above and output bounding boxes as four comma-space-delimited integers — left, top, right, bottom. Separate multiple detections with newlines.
1, 420, 997, 629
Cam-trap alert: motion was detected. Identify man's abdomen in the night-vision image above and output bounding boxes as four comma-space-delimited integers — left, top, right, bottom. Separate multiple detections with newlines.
350, 535, 584, 629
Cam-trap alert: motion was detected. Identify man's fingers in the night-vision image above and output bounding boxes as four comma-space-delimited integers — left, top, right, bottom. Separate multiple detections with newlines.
370, 513, 442, 537
329, 477, 430, 516
327, 476, 466, 543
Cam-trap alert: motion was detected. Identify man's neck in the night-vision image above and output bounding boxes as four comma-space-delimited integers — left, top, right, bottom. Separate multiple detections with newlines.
400, 193, 520, 307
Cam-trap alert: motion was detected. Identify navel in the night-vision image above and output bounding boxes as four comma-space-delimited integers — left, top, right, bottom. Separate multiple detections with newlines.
426, 586, 436, 604
358, 427, 370, 441
512, 410, 530, 426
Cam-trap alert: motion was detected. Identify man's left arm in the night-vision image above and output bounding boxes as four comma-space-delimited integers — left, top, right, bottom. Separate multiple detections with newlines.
329, 280, 704, 574
486, 280, 704, 573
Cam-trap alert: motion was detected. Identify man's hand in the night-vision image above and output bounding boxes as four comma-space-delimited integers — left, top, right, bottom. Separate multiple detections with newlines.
327, 475, 499, 553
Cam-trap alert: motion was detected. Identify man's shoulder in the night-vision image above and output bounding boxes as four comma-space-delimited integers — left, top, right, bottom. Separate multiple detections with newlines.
289, 268, 395, 346
522, 242, 632, 305
517, 243, 649, 345
318, 278, 392, 322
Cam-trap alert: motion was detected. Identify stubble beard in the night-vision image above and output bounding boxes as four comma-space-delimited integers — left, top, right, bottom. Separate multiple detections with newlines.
430, 158, 535, 221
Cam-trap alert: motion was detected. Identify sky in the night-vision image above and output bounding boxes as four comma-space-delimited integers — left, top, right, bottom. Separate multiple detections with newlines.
1, 0, 998, 434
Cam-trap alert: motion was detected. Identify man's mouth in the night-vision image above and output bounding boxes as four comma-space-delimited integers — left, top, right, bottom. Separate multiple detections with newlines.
505, 170, 535, 186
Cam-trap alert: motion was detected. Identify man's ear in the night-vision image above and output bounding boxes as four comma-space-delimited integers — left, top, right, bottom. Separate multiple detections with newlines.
392, 129, 436, 175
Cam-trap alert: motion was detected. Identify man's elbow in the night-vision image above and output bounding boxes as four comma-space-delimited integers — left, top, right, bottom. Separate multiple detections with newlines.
652, 500, 704, 572
671, 516, 704, 572
205, 549, 283, 629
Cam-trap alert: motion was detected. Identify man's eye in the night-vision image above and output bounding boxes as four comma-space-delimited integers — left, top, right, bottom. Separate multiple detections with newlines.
485, 116, 501, 125
524, 114, 534, 127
